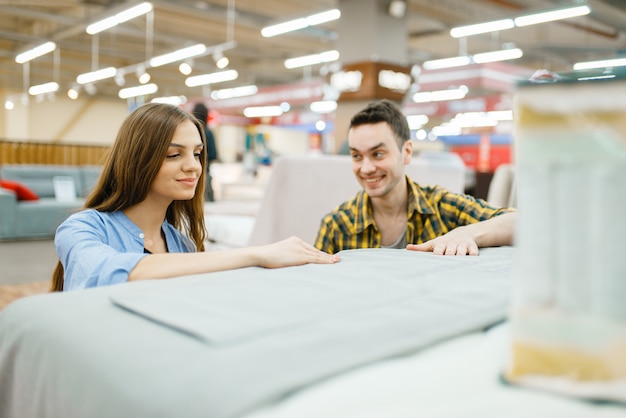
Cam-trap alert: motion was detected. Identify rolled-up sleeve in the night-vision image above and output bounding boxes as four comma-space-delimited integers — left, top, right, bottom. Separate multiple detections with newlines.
55, 210, 148, 291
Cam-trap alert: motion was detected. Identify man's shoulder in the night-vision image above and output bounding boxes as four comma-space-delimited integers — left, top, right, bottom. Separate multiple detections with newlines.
321, 191, 362, 221
406, 177, 448, 198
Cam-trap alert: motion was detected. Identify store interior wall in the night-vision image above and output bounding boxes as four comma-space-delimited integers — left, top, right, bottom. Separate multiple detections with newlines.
1, 90, 313, 162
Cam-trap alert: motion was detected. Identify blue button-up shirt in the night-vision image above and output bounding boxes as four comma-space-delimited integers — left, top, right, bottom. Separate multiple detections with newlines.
55, 209, 195, 291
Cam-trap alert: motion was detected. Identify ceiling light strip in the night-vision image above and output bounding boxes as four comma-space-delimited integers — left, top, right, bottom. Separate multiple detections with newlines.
473, 48, 523, 64
149, 44, 207, 68
423, 56, 472, 70
285, 50, 339, 69
573, 57, 626, 70
87, 2, 153, 35
413, 86, 468, 103
119, 83, 158, 99
450, 19, 514, 38
450, 4, 591, 38
262, 8, 340, 37
15, 41, 57, 64
28, 82, 59, 96
243, 106, 283, 118
423, 48, 522, 70
211, 85, 258, 100
185, 69, 238, 87
76, 67, 118, 84
310, 100, 337, 113
514, 5, 590, 26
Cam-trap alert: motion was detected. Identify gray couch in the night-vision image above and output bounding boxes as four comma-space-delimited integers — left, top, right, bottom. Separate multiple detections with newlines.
0, 164, 102, 241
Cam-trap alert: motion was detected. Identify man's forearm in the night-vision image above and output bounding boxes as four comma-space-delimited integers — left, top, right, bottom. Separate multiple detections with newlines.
468, 211, 517, 248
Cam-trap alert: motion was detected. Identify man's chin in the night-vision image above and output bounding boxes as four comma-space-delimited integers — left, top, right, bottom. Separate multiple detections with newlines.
362, 185, 386, 197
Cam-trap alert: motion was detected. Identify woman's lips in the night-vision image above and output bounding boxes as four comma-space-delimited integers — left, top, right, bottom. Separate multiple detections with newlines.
177, 178, 197, 187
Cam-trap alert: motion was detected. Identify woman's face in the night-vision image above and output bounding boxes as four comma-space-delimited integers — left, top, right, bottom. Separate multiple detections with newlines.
149, 119, 204, 204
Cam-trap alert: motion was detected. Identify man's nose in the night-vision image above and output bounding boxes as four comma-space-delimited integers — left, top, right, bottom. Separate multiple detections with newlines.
361, 157, 375, 172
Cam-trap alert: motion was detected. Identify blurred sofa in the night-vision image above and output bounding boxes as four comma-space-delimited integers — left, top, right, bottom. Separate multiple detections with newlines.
0, 164, 102, 241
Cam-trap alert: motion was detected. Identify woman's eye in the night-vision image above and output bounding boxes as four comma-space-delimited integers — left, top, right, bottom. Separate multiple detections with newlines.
194, 152, 202, 158
166, 154, 180, 159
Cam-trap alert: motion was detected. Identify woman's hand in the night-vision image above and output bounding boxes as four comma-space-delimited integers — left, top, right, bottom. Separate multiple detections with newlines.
255, 236, 340, 268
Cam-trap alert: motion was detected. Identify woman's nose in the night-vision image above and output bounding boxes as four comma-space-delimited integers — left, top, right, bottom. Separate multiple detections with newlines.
183, 154, 202, 172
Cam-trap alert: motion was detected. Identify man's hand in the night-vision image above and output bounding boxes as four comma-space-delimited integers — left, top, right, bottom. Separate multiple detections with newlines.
406, 212, 517, 256
406, 227, 479, 256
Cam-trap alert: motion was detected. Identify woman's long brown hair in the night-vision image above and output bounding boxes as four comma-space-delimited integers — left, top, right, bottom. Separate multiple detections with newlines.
50, 103, 207, 292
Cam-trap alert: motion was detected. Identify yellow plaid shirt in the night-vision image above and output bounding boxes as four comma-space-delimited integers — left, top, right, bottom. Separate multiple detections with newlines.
314, 176, 515, 254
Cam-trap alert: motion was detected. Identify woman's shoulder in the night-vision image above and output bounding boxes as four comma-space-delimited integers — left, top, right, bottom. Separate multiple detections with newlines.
63, 209, 130, 231
66, 208, 115, 223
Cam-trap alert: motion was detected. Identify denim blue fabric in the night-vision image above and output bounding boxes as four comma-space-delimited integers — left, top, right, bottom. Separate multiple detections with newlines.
55, 209, 194, 290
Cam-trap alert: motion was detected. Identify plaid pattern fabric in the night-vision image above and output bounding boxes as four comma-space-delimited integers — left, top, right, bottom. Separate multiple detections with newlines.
314, 176, 515, 254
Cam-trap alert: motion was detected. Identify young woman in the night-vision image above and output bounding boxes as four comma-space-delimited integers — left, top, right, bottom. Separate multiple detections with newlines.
51, 103, 338, 292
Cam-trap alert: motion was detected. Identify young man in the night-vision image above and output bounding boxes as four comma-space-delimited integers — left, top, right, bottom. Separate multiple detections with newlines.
314, 99, 516, 256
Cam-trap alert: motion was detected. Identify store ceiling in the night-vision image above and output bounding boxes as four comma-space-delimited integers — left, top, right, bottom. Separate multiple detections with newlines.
1, 0, 625, 112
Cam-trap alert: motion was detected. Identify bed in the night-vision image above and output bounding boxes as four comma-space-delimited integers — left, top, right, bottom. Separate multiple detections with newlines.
0, 247, 624, 418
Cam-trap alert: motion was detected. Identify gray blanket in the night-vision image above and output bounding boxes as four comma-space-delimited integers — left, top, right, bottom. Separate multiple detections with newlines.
0, 247, 514, 418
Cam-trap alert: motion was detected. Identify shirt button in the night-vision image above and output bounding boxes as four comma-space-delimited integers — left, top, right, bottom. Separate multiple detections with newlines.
139, 233, 145, 239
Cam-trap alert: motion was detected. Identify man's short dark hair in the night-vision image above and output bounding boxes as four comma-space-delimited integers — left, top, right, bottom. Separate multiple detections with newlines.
349, 99, 410, 149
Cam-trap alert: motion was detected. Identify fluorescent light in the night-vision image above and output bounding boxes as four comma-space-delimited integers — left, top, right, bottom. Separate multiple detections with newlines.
450, 112, 498, 128
28, 82, 59, 96
432, 125, 462, 137
262, 8, 340, 37
306, 9, 341, 26
450, 19, 514, 38
151, 95, 187, 105
210, 85, 258, 100
87, 2, 153, 34
185, 69, 238, 87
262, 19, 307, 37
473, 48, 523, 63
573, 57, 626, 70
243, 106, 284, 118
76, 67, 118, 84
285, 50, 339, 69
15, 41, 57, 64
488, 110, 513, 120
310, 100, 337, 113
577, 74, 616, 81
413, 86, 468, 103
118, 83, 158, 99
514, 5, 590, 27
5, 100, 15, 110
406, 114, 429, 129
423, 56, 472, 70
448, 5, 591, 40
149, 44, 206, 67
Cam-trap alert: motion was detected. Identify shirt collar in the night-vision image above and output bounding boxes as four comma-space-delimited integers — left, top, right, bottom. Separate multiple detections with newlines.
354, 191, 375, 234
406, 176, 437, 216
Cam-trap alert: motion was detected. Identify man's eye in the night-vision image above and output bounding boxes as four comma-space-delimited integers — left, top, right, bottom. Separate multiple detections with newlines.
351, 154, 361, 160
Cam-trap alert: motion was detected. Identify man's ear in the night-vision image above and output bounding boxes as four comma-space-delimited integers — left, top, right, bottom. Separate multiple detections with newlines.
402, 140, 413, 165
